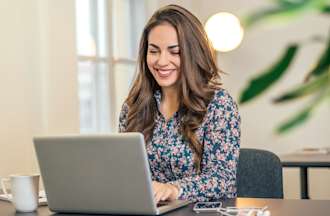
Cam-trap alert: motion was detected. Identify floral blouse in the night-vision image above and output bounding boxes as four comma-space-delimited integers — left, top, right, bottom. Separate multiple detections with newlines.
118, 88, 241, 201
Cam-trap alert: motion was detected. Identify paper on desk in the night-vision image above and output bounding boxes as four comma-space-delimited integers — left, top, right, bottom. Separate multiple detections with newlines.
0, 190, 47, 206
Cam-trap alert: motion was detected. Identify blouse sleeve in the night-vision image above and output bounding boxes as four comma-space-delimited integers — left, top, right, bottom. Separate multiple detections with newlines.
118, 102, 129, 132
170, 90, 241, 201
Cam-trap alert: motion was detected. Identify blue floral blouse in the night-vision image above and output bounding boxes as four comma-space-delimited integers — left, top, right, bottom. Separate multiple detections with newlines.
118, 88, 241, 201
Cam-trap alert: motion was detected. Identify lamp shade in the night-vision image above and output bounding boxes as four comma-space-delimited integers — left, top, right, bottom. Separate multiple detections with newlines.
205, 12, 244, 52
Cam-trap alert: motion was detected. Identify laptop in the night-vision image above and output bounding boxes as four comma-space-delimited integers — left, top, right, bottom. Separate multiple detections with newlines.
33, 133, 191, 215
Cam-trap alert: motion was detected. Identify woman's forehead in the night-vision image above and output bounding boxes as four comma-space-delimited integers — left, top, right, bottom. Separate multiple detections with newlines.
148, 23, 179, 46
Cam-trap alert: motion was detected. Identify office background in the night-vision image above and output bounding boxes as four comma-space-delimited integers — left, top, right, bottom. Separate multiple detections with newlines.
0, 0, 329, 199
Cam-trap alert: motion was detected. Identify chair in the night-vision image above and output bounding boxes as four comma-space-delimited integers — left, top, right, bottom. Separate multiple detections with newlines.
236, 148, 283, 198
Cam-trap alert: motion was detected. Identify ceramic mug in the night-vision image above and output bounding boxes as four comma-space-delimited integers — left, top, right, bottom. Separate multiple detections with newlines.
1, 174, 40, 212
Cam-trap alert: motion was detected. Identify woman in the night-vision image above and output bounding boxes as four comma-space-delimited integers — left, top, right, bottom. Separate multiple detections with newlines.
119, 4, 240, 203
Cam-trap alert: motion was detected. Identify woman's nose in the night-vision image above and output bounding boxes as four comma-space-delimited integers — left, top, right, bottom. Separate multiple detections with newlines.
156, 52, 169, 66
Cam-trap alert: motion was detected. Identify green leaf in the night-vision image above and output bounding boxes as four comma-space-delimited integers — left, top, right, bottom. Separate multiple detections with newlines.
305, 31, 330, 81
276, 87, 329, 133
321, 5, 330, 13
276, 107, 311, 133
239, 44, 299, 104
274, 70, 330, 103
276, 0, 310, 7
244, 0, 329, 28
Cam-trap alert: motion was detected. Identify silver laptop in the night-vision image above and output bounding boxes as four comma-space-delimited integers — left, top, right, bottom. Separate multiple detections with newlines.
33, 133, 190, 215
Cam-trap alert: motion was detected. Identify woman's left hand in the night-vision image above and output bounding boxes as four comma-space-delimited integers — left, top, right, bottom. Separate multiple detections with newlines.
152, 181, 179, 204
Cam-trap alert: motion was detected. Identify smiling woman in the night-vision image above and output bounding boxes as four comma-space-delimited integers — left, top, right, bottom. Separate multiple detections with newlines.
147, 23, 181, 92
119, 4, 241, 203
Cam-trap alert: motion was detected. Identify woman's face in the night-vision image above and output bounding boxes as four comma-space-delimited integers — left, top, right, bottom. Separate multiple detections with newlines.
147, 23, 181, 91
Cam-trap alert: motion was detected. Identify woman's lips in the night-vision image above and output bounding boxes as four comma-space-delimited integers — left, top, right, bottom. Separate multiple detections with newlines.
156, 69, 175, 78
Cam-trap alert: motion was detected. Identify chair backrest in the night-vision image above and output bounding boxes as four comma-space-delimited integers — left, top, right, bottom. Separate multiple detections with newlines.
236, 148, 283, 198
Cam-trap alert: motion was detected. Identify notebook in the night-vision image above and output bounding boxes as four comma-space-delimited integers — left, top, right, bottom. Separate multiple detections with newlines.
33, 133, 190, 215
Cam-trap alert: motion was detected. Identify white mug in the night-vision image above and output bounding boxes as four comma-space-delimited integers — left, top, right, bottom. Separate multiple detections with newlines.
1, 174, 40, 212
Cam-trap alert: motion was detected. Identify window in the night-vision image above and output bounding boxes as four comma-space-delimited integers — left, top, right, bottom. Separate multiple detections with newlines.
75, 0, 147, 132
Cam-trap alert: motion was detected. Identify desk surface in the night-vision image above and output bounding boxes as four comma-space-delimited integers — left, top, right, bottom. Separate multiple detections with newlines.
280, 153, 330, 167
1, 198, 330, 216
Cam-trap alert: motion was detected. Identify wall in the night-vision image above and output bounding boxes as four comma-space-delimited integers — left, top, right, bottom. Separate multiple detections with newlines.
0, 0, 329, 200
155, 0, 330, 199
0, 0, 79, 179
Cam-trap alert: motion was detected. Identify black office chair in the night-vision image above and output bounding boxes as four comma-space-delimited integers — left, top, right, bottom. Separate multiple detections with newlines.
236, 148, 283, 198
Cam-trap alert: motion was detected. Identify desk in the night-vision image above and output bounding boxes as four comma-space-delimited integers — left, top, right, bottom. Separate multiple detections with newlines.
1, 198, 330, 216
280, 153, 330, 199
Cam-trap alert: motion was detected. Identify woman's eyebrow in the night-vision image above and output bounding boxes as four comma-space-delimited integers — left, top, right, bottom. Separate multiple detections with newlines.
148, 44, 179, 49
148, 43, 159, 49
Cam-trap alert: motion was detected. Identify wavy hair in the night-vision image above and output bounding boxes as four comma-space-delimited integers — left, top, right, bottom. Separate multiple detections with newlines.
123, 4, 222, 172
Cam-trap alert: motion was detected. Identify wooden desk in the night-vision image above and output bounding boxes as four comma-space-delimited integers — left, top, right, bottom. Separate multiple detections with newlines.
280, 153, 330, 199
1, 198, 330, 216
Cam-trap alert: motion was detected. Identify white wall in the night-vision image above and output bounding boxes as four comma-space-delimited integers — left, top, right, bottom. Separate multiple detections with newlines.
0, 0, 329, 200
155, 0, 330, 199
0, 0, 79, 178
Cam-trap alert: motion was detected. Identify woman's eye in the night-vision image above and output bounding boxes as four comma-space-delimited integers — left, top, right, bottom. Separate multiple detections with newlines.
170, 50, 180, 55
148, 50, 158, 54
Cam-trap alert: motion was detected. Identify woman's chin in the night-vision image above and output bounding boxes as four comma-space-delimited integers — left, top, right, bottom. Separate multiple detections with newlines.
156, 80, 179, 89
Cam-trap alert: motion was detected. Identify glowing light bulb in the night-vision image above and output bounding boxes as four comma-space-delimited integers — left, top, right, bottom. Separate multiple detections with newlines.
205, 12, 244, 52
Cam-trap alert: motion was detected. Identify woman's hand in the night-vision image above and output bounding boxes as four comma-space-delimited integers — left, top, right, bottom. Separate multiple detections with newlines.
152, 181, 179, 204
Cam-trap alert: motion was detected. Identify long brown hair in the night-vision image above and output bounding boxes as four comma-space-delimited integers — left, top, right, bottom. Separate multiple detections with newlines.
123, 5, 221, 172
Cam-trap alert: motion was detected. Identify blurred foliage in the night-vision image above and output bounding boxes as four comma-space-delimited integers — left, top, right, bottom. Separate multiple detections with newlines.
239, 0, 330, 134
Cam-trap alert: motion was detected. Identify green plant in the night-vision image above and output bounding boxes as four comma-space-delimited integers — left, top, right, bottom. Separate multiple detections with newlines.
239, 0, 330, 134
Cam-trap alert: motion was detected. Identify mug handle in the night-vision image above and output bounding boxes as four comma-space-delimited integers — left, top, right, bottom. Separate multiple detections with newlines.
1, 177, 10, 199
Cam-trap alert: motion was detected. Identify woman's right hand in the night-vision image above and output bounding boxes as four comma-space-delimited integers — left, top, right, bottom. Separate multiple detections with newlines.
152, 181, 179, 204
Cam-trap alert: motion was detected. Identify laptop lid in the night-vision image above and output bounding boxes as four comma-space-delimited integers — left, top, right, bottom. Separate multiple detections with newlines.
34, 133, 161, 215
34, 133, 190, 215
